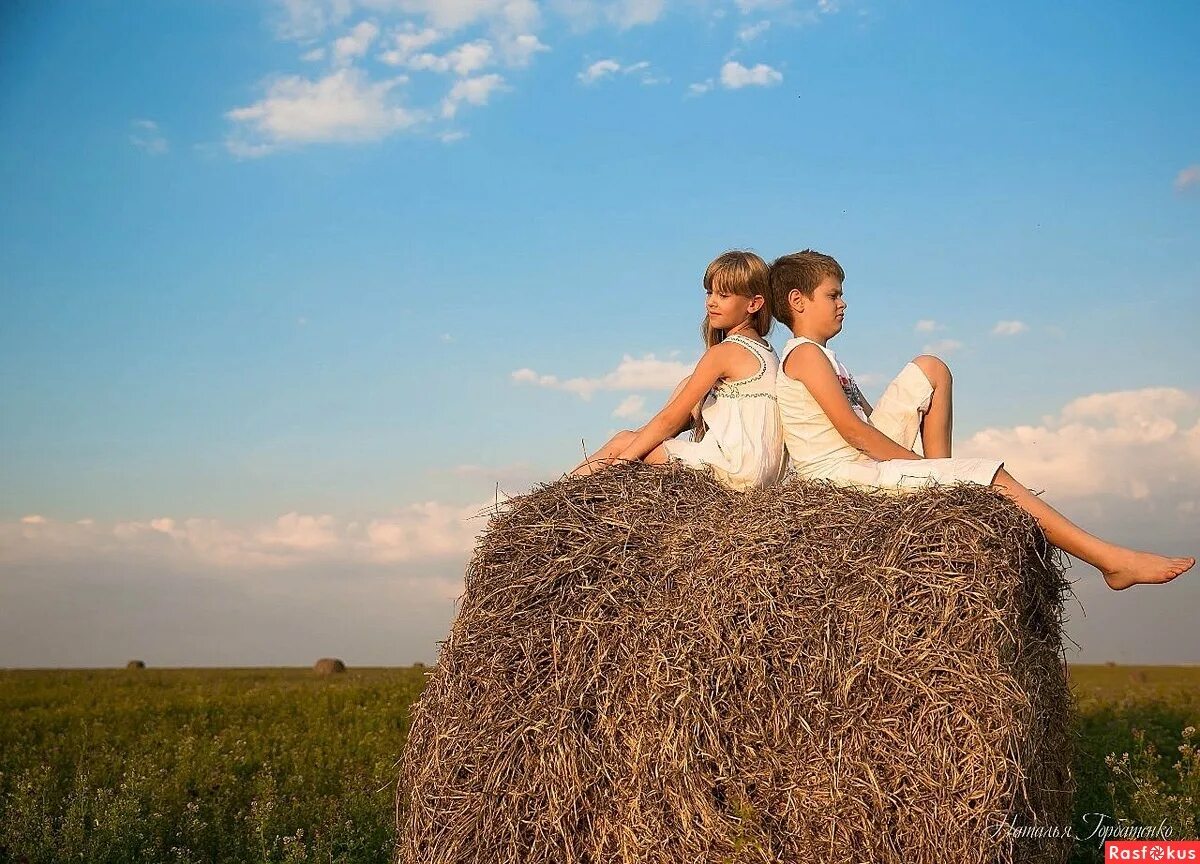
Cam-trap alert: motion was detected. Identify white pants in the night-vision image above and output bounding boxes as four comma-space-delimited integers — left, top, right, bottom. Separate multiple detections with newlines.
831, 362, 1003, 491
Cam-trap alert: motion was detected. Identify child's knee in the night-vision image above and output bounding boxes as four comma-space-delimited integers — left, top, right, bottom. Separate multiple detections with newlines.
912, 354, 952, 387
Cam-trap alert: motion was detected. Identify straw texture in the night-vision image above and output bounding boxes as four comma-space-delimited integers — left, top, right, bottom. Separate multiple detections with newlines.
396, 462, 1075, 864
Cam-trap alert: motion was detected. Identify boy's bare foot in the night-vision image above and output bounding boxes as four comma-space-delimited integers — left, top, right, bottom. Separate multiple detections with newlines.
1102, 550, 1195, 591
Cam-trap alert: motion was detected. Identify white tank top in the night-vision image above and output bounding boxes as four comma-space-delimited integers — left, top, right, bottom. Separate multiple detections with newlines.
775, 336, 875, 479
675, 334, 786, 490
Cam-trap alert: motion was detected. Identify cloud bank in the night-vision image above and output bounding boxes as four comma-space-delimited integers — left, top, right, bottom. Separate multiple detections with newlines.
5, 387, 1195, 666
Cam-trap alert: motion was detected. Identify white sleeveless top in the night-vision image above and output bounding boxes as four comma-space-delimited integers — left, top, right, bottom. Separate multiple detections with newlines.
776, 335, 877, 480
661, 335, 786, 491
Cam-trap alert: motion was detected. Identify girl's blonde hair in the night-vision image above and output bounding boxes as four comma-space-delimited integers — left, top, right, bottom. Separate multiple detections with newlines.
692, 250, 772, 443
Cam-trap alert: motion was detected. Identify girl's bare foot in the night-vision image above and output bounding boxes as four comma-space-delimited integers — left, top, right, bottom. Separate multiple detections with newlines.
1102, 551, 1195, 591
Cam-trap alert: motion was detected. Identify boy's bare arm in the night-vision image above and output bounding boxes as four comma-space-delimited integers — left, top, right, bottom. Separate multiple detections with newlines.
783, 344, 920, 461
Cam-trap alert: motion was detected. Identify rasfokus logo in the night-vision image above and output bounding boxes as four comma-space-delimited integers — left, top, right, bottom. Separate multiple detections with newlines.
1105, 841, 1200, 860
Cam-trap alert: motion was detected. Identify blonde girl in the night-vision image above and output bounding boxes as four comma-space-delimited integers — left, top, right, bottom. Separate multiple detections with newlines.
569, 250, 786, 491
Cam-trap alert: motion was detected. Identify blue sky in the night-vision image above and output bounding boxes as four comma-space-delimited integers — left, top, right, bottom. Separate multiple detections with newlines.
1, 0, 1198, 666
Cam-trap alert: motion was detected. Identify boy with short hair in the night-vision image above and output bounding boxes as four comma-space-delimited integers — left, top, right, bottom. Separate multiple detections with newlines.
770, 249, 1193, 591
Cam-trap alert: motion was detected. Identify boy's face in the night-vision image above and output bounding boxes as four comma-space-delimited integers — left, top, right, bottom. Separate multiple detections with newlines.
792, 275, 846, 339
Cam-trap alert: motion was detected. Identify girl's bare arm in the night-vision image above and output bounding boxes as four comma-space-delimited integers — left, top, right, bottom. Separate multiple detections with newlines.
613, 343, 737, 463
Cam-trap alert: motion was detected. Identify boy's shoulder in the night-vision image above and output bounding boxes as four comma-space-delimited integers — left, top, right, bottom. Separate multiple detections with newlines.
781, 337, 837, 370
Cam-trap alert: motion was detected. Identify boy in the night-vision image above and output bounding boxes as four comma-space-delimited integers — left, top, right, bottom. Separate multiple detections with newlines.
770, 249, 1193, 590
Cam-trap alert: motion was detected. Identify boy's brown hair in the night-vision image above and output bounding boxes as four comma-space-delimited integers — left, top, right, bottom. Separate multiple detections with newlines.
768, 250, 845, 329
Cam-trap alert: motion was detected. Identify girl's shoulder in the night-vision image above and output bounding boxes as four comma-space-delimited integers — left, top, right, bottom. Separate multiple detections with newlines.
723, 333, 776, 355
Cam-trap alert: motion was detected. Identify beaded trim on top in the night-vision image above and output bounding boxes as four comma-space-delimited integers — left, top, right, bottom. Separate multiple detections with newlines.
712, 335, 776, 400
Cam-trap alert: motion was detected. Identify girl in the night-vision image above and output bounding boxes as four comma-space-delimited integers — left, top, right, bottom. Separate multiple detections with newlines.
569, 250, 786, 492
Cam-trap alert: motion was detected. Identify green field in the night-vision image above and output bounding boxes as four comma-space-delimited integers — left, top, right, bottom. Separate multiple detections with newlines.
1, 664, 1196, 863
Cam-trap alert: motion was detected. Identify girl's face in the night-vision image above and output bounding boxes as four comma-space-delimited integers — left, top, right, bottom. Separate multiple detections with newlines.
706, 287, 762, 332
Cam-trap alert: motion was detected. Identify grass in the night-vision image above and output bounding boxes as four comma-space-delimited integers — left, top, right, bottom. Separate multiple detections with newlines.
1066, 664, 1200, 861
0, 664, 1196, 863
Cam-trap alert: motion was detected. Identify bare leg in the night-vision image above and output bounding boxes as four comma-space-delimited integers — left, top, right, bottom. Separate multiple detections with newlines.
991, 468, 1194, 590
642, 443, 671, 465
911, 354, 952, 458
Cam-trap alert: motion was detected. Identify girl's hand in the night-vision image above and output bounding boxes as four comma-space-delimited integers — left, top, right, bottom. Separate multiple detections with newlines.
612, 341, 743, 463
570, 455, 629, 477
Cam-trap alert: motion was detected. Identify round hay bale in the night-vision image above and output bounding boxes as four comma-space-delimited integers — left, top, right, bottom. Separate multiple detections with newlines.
313, 657, 346, 675
125, 660, 146, 670
397, 462, 1076, 864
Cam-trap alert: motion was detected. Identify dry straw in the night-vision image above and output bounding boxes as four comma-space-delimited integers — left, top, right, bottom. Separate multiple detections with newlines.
396, 462, 1076, 864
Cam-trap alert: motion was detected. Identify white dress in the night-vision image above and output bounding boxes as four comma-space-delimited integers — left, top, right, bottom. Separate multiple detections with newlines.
775, 336, 1003, 491
661, 335, 786, 491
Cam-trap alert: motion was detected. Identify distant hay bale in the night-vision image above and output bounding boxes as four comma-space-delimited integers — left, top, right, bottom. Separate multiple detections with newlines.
396, 463, 1075, 864
125, 660, 145, 670
313, 658, 346, 675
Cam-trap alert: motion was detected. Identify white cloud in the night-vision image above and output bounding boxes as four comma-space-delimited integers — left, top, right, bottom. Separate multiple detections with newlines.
408, 38, 494, 75
224, 140, 278, 159
688, 79, 714, 96
3, 502, 492, 572
1174, 164, 1200, 193
737, 20, 771, 41
225, 67, 421, 155
301, 46, 326, 61
269, 0, 350, 40
272, 0, 538, 38
512, 367, 559, 386
332, 19, 379, 65
606, 0, 665, 28
914, 319, 940, 333
959, 387, 1200, 503
733, 0, 789, 12
579, 58, 661, 86
382, 28, 543, 70
440, 73, 506, 117
922, 338, 963, 355
512, 353, 692, 400
992, 320, 1029, 336
378, 24, 443, 65
129, 119, 168, 155
579, 58, 620, 83
719, 61, 782, 89
500, 33, 550, 65
613, 394, 646, 418
552, 0, 666, 30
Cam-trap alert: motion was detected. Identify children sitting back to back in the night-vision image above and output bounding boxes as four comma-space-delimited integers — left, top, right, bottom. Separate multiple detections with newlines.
770, 249, 1194, 591
569, 250, 785, 491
